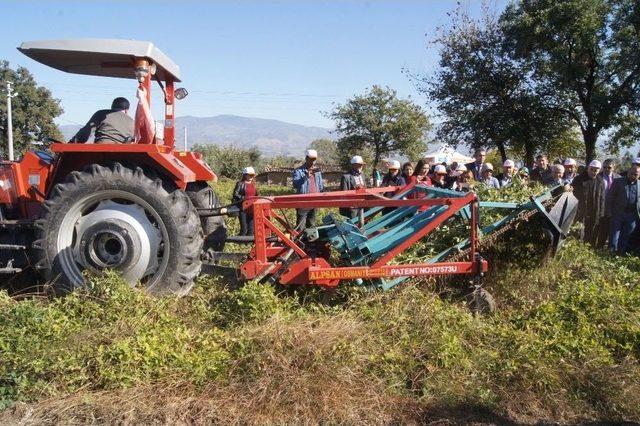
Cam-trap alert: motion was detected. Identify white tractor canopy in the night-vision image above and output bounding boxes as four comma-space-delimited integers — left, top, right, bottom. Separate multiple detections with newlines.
18, 39, 181, 82
424, 144, 474, 165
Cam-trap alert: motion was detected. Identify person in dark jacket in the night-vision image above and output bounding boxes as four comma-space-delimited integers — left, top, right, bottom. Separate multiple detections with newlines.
340, 155, 366, 219
465, 148, 486, 181
381, 160, 406, 214
71, 97, 134, 144
232, 167, 258, 236
292, 149, 324, 231
596, 159, 621, 247
531, 154, 552, 184
574, 160, 607, 247
608, 164, 640, 254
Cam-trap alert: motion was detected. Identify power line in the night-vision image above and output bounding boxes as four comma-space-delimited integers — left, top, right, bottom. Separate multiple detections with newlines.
39, 81, 348, 99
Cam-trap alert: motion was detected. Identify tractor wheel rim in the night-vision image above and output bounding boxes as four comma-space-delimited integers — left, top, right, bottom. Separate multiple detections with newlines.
56, 190, 168, 287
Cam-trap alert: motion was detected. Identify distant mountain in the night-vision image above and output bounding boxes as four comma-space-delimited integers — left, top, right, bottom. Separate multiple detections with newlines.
59, 115, 334, 157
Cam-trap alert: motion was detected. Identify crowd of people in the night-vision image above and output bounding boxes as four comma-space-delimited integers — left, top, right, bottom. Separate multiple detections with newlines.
232, 148, 640, 256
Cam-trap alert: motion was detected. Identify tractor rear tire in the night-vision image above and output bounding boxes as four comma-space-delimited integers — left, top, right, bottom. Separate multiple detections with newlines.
34, 162, 203, 296
185, 182, 227, 253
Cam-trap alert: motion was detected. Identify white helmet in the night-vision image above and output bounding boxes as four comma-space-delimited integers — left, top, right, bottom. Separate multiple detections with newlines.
350, 155, 365, 165
243, 166, 256, 175
305, 149, 318, 159
388, 160, 401, 170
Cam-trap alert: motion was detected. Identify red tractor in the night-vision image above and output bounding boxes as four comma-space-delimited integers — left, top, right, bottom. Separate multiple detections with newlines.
1, 39, 226, 295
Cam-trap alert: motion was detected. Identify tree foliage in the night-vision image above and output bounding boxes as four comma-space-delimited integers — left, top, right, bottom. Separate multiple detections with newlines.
423, 4, 580, 166
326, 86, 431, 168
0, 61, 63, 156
307, 138, 340, 166
195, 144, 262, 179
501, 0, 640, 162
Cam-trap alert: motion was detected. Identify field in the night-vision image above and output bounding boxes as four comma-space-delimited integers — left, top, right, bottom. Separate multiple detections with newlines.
1, 180, 639, 424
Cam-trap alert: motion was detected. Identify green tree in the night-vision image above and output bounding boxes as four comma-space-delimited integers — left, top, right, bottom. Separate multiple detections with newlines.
195, 144, 262, 179
262, 154, 298, 169
0, 61, 63, 156
326, 86, 430, 169
307, 138, 340, 166
423, 4, 578, 166
502, 0, 640, 162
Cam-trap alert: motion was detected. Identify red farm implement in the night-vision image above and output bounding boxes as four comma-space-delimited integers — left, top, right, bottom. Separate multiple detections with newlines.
205, 182, 577, 308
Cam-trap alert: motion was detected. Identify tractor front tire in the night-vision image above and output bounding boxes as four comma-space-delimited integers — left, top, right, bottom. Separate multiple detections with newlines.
34, 162, 203, 296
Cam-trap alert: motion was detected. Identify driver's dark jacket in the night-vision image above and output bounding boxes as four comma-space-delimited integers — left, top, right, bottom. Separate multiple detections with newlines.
70, 109, 134, 144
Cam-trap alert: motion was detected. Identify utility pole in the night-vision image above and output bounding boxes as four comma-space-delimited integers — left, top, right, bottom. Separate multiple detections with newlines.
5, 82, 18, 161
183, 126, 188, 151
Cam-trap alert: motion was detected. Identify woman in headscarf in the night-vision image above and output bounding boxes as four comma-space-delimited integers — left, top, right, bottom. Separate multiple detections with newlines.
232, 167, 258, 236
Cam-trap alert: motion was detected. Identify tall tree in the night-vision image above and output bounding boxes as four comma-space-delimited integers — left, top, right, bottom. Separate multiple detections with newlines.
195, 144, 262, 179
307, 138, 340, 166
327, 86, 430, 168
0, 61, 63, 156
502, 0, 640, 162
423, 4, 578, 166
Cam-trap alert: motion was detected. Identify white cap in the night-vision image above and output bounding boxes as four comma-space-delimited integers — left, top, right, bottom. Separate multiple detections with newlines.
633, 158, 640, 165
305, 149, 318, 159
243, 166, 256, 175
456, 164, 467, 172
388, 160, 400, 169
350, 155, 364, 165
503, 159, 515, 168
481, 163, 494, 172
434, 164, 447, 174
588, 160, 602, 168
563, 158, 577, 166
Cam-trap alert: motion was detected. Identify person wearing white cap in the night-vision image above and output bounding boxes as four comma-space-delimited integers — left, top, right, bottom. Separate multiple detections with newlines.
432, 164, 449, 189
496, 159, 516, 188
380, 160, 406, 214
608, 164, 640, 254
339, 155, 367, 219
480, 162, 500, 189
451, 164, 471, 192
562, 158, 578, 184
573, 159, 607, 247
232, 166, 259, 236
292, 149, 324, 230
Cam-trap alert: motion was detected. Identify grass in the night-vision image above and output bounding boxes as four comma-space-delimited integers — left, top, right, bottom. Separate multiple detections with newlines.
1, 180, 639, 424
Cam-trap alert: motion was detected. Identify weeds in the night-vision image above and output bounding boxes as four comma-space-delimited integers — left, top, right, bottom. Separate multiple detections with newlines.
1, 181, 639, 423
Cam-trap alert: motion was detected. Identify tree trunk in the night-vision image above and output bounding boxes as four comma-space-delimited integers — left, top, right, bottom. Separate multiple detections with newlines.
373, 150, 382, 182
582, 127, 598, 164
497, 142, 507, 164
524, 142, 536, 169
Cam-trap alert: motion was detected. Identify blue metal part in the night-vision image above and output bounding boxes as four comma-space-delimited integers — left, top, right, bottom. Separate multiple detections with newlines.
316, 186, 561, 292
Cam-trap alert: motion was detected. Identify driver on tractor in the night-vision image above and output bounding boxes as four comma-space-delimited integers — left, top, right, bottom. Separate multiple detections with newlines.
70, 97, 134, 144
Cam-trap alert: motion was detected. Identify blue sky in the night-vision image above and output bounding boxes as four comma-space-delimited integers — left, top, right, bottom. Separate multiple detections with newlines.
1, 0, 504, 128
